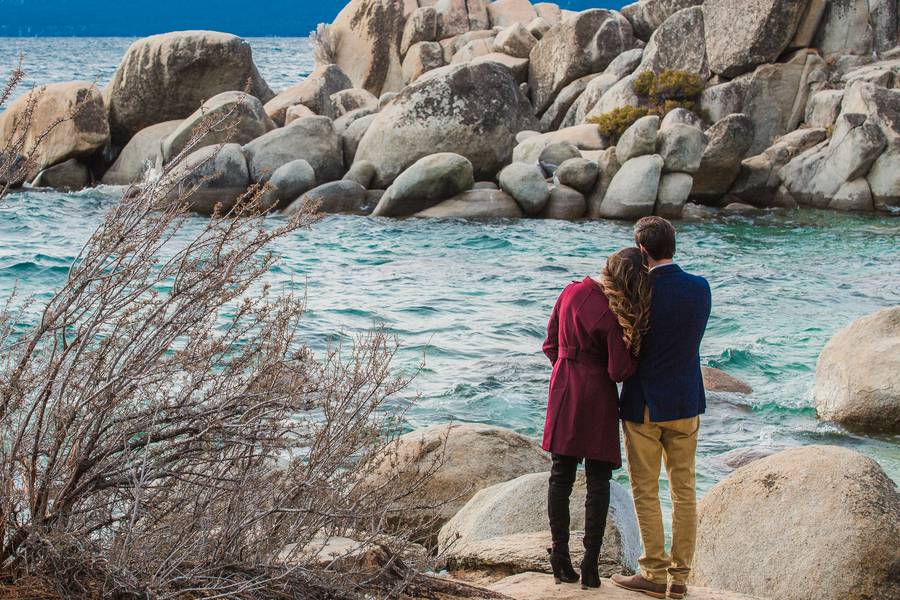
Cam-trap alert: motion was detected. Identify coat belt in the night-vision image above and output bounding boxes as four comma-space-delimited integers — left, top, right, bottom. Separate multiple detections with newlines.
558, 346, 605, 362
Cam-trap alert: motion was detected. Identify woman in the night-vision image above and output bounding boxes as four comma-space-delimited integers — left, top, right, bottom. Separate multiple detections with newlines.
541, 247, 651, 589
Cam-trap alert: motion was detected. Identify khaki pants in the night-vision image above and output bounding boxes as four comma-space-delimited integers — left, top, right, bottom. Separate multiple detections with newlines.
623, 406, 699, 585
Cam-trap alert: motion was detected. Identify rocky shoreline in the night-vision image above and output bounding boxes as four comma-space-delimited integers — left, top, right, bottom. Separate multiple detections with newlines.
2, 0, 898, 220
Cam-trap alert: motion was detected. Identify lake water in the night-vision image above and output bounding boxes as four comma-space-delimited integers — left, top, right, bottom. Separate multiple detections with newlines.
1, 38, 898, 519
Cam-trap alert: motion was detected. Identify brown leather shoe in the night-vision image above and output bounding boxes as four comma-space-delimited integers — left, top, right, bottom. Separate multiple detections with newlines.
611, 573, 667, 599
668, 582, 688, 599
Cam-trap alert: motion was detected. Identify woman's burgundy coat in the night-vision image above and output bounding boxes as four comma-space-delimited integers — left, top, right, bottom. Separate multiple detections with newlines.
542, 277, 638, 467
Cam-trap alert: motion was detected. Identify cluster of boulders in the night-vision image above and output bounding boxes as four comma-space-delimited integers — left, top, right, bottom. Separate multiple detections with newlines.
2, 1, 897, 219
367, 417, 899, 600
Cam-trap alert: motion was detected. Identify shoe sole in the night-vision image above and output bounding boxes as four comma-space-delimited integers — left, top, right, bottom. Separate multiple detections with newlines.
668, 592, 686, 599
610, 579, 666, 599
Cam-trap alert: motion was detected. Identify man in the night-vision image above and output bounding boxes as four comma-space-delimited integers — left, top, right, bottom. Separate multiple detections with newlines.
611, 217, 712, 600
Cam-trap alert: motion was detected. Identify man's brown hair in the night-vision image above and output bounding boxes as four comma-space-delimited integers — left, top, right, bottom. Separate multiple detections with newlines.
634, 216, 676, 261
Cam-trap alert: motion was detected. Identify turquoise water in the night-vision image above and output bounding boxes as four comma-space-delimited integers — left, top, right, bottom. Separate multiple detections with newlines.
2, 188, 898, 503
2, 38, 898, 518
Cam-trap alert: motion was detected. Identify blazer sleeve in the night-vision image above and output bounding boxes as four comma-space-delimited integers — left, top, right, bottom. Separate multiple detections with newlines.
604, 312, 638, 383
542, 291, 564, 366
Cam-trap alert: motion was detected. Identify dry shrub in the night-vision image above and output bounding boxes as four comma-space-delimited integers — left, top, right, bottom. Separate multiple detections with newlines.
0, 67, 483, 600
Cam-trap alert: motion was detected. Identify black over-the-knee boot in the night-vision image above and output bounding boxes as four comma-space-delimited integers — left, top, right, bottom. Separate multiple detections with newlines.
581, 459, 613, 589
547, 454, 579, 584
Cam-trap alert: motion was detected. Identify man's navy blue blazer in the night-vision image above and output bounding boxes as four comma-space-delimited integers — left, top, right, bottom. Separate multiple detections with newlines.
621, 263, 712, 423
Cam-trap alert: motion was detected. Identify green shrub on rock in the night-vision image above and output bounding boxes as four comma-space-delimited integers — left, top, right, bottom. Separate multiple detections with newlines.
590, 69, 707, 144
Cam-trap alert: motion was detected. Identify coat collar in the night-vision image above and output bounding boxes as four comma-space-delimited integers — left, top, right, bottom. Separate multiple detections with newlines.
649, 263, 682, 277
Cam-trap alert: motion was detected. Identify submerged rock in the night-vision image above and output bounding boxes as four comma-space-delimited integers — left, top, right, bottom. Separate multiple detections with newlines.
437, 471, 640, 577
416, 189, 525, 219
31, 158, 91, 191
701, 367, 753, 395
105, 31, 272, 144
815, 306, 900, 434
354, 62, 536, 187
694, 446, 900, 600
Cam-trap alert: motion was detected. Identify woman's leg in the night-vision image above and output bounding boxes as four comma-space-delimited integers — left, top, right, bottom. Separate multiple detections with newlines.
548, 454, 580, 583
581, 459, 613, 588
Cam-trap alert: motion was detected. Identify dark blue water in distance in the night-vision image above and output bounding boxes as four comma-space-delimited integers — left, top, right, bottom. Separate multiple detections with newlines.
1, 39, 898, 524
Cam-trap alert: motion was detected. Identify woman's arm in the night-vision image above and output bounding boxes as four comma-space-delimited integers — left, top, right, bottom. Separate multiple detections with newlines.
605, 312, 638, 382
542, 292, 564, 365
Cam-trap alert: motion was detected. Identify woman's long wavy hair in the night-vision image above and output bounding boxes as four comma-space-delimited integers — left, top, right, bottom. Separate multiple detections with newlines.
602, 247, 652, 357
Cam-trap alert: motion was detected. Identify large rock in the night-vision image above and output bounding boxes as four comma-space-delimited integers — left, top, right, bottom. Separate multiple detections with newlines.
372, 153, 474, 217
284, 180, 371, 216
540, 185, 587, 219
528, 10, 636, 114
490, 572, 764, 600
586, 147, 621, 218
494, 23, 538, 59
539, 76, 593, 132
616, 115, 659, 163
690, 114, 755, 203
438, 472, 640, 577
260, 159, 317, 211
403, 42, 446, 84
0, 81, 108, 180
331, 0, 418, 96
657, 123, 708, 173
451, 37, 496, 64
513, 125, 607, 164
655, 172, 693, 218
840, 82, 900, 145
354, 62, 536, 187
564, 48, 644, 126
264, 64, 353, 125
694, 446, 900, 600
702, 0, 810, 78
598, 154, 664, 219
471, 53, 530, 83
498, 162, 551, 215
729, 127, 827, 206
624, 0, 703, 41
637, 6, 709, 79
435, 0, 490, 39
330, 88, 379, 118
101, 120, 181, 185
31, 158, 90, 191
161, 91, 274, 163
243, 116, 343, 184
401, 6, 438, 57
815, 306, 900, 433
868, 147, 900, 211
816, 0, 899, 56
487, 0, 538, 28
416, 189, 525, 218
701, 51, 826, 155
105, 31, 272, 144
368, 423, 550, 533
161, 143, 250, 215
555, 157, 599, 193
805, 89, 844, 128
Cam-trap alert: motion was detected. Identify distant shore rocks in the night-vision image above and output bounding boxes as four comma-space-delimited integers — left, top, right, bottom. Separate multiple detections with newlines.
437, 471, 640, 577
6, 0, 900, 219
105, 31, 273, 144
815, 306, 900, 434
693, 445, 900, 600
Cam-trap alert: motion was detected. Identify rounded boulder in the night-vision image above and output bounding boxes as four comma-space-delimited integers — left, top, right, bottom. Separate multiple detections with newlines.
499, 162, 551, 216
693, 445, 900, 600
372, 153, 475, 217
815, 306, 900, 434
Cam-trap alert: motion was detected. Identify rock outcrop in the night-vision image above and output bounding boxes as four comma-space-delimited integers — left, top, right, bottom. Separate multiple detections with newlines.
354, 62, 536, 187
0, 81, 109, 180
693, 446, 900, 600
815, 306, 900, 434
438, 471, 640, 577
367, 424, 549, 533
105, 31, 272, 144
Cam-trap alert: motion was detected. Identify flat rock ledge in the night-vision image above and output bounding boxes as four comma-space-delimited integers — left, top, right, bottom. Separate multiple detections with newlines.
488, 572, 765, 600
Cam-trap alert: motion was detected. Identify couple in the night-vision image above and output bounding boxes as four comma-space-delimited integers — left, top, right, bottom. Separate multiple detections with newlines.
541, 216, 712, 599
